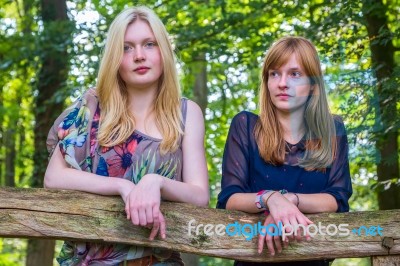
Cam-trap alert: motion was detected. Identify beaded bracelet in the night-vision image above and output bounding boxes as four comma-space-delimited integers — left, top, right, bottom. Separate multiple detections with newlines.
279, 189, 288, 195
294, 193, 300, 207
255, 190, 271, 209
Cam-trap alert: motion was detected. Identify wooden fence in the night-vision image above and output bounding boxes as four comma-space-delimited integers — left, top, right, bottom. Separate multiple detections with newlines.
0, 187, 399, 264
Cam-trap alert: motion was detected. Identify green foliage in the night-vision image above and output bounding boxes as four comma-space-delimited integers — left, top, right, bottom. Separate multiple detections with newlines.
0, 0, 399, 263
0, 238, 26, 265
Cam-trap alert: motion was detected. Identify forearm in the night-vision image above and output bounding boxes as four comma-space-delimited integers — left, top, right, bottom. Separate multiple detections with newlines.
225, 193, 261, 213
225, 192, 338, 214
44, 148, 134, 197
45, 167, 131, 196
295, 193, 338, 213
158, 175, 209, 207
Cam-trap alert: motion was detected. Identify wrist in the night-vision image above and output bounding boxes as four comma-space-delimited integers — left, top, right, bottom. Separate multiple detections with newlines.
262, 191, 279, 209
116, 178, 135, 199
284, 193, 296, 204
263, 189, 288, 208
144, 173, 164, 189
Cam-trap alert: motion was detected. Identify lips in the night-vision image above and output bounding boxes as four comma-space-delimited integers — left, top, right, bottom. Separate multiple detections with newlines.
134, 66, 150, 71
134, 66, 150, 75
276, 93, 291, 100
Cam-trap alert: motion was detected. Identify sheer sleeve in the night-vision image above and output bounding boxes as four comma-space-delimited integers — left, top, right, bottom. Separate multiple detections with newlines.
320, 116, 353, 212
46, 88, 98, 171
217, 112, 253, 209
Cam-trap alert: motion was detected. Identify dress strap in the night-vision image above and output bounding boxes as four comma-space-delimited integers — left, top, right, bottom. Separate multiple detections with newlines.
180, 98, 188, 132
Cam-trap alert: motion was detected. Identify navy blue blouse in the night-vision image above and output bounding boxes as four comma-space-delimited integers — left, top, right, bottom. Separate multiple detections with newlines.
217, 111, 352, 266
217, 111, 352, 212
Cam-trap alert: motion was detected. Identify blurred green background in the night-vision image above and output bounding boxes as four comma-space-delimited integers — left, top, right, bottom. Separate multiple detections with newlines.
0, 0, 399, 265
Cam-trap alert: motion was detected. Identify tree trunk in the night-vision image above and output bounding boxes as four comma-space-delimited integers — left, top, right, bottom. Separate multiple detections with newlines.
0, 84, 4, 186
362, 0, 400, 210
26, 0, 73, 264
191, 53, 208, 114
4, 127, 16, 187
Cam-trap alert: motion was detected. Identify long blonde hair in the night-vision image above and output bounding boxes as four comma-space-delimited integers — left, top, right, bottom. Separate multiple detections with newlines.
254, 36, 337, 170
96, 6, 182, 153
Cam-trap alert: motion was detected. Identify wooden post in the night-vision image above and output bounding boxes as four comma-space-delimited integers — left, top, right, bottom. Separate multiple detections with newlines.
1, 188, 400, 262
372, 255, 400, 265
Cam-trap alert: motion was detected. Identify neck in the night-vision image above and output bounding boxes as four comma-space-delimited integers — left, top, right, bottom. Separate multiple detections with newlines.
277, 109, 306, 144
127, 87, 157, 118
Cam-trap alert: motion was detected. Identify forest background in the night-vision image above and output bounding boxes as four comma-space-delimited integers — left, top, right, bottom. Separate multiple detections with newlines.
0, 0, 399, 265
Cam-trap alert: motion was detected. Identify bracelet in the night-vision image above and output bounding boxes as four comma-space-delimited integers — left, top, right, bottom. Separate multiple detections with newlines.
294, 193, 300, 207
264, 191, 279, 208
279, 189, 288, 195
255, 190, 270, 209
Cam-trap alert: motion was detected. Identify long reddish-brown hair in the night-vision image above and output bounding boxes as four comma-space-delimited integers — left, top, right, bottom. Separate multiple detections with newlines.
254, 36, 337, 170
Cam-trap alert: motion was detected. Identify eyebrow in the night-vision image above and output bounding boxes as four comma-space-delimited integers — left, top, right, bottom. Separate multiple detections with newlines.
269, 67, 303, 71
123, 38, 157, 44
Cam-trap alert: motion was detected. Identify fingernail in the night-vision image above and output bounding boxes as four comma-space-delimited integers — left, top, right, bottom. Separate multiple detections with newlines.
270, 252, 275, 256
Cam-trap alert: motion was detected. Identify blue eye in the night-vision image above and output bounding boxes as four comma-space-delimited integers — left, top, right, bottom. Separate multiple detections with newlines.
292, 71, 301, 77
269, 71, 279, 77
144, 41, 157, 48
123, 45, 133, 51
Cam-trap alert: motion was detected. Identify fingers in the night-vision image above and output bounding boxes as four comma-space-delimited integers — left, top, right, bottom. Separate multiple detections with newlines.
125, 200, 130, 220
258, 216, 280, 256
149, 222, 159, 241
266, 234, 276, 256
131, 208, 139, 225
152, 204, 160, 226
297, 215, 313, 241
145, 206, 153, 225
288, 217, 302, 242
158, 212, 166, 239
258, 221, 267, 254
273, 235, 282, 254
280, 217, 293, 242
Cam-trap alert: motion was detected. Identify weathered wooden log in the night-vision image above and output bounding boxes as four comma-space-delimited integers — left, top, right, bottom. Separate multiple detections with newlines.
0, 187, 399, 262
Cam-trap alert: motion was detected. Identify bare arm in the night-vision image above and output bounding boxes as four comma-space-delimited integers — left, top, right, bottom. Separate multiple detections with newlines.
285, 193, 337, 213
44, 147, 135, 200
158, 100, 209, 207
226, 192, 337, 214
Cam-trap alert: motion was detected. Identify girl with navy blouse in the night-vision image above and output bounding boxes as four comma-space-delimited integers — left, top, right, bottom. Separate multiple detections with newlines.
217, 36, 352, 266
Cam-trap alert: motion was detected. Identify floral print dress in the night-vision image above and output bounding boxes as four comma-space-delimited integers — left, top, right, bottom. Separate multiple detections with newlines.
47, 88, 186, 266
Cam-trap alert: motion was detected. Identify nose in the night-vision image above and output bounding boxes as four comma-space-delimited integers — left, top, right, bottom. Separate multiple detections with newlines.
134, 46, 145, 62
278, 74, 288, 90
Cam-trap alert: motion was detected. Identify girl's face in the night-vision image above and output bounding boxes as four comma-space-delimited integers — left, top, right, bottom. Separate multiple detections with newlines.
119, 19, 163, 91
267, 53, 313, 114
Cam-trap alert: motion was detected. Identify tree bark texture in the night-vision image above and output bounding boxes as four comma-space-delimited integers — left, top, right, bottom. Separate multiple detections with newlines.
191, 53, 208, 114
28, 0, 73, 264
1, 188, 399, 263
362, 0, 400, 210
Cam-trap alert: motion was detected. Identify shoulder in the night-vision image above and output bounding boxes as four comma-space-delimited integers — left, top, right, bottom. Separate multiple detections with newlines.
231, 111, 258, 128
332, 115, 347, 136
184, 100, 205, 132
185, 99, 203, 120
81, 88, 99, 105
